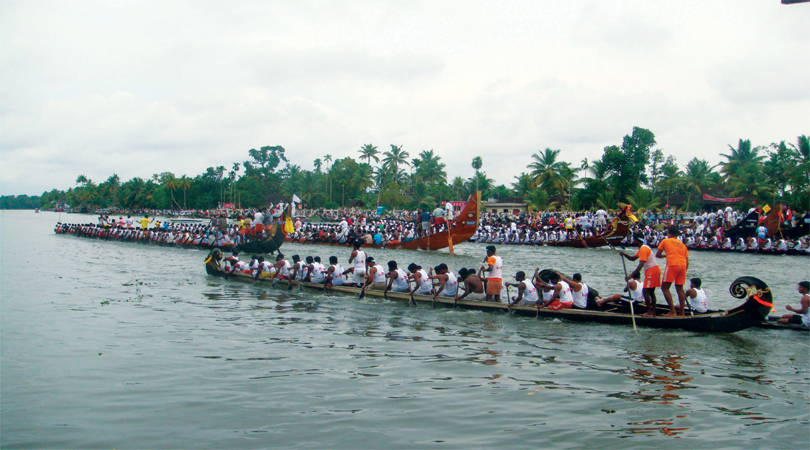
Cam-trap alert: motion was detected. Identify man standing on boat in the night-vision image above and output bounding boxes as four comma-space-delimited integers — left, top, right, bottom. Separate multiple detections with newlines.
622, 233, 661, 317
343, 240, 367, 287
139, 215, 153, 230
482, 245, 503, 303
432, 204, 446, 234
656, 226, 689, 316
420, 209, 431, 238
777, 281, 810, 327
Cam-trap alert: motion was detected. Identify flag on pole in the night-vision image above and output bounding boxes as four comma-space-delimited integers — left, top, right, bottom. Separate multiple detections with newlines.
291, 194, 301, 217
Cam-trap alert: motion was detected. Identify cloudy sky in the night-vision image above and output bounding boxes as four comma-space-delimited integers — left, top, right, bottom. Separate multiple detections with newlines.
1, 0, 808, 196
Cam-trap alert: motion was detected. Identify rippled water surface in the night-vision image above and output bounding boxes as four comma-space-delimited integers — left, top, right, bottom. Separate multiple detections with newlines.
2, 211, 808, 449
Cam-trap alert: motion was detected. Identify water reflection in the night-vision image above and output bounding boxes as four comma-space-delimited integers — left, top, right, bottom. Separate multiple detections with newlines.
615, 353, 694, 404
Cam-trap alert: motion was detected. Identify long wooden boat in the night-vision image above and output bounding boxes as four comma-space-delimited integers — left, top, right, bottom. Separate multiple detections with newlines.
756, 316, 809, 332
204, 250, 772, 333
470, 206, 635, 249
685, 245, 808, 257
55, 212, 289, 255
284, 192, 481, 252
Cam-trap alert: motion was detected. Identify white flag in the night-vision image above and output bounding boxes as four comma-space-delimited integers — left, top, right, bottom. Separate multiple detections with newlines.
291, 194, 301, 217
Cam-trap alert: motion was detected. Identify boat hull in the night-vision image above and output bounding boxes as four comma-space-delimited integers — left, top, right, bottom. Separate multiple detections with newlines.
205, 253, 770, 333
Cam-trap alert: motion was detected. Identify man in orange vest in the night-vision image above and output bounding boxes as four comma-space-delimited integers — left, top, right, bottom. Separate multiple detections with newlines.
656, 226, 689, 316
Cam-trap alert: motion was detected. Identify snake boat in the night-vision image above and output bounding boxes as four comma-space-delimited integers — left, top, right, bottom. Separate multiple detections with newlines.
205, 249, 772, 333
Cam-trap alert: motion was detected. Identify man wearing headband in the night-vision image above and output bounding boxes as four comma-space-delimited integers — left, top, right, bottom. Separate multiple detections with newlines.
622, 232, 662, 317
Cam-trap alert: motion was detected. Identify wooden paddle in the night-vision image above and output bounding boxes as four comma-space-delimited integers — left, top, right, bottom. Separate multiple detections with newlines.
620, 254, 638, 333
505, 283, 512, 312
359, 272, 369, 299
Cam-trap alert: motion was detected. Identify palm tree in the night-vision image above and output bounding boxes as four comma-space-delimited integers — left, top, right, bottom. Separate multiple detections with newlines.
105, 174, 121, 206
596, 190, 618, 211
788, 135, 810, 196
527, 148, 567, 195
177, 175, 192, 208
471, 156, 483, 193
451, 176, 465, 200
76, 174, 89, 187
413, 150, 446, 186
324, 154, 333, 203
353, 163, 375, 194
160, 172, 182, 209
626, 187, 661, 213
382, 145, 409, 176
467, 171, 493, 197
681, 158, 714, 212
525, 188, 556, 212
358, 144, 379, 166
559, 162, 580, 203
718, 139, 766, 183
313, 158, 323, 173
512, 173, 533, 196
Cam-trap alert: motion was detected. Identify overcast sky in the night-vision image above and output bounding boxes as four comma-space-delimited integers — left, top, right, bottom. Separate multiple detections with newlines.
1, 0, 808, 196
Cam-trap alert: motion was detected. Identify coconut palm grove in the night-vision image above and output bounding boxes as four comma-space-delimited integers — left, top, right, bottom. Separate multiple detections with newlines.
3, 128, 808, 213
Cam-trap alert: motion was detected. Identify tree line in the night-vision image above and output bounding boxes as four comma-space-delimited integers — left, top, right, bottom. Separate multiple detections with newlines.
5, 127, 808, 213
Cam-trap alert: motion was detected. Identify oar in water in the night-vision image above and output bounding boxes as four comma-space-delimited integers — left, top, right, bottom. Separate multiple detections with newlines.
620, 253, 638, 333
428, 268, 436, 308
358, 281, 368, 299
505, 283, 512, 313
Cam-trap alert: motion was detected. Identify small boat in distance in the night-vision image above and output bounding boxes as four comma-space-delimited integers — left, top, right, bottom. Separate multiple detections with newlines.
169, 217, 204, 224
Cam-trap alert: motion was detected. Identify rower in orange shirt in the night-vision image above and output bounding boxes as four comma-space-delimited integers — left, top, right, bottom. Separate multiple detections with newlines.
656, 226, 689, 316
621, 233, 661, 317
481, 245, 503, 302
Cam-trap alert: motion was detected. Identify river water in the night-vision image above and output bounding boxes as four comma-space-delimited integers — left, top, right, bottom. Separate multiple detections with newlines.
1, 210, 808, 449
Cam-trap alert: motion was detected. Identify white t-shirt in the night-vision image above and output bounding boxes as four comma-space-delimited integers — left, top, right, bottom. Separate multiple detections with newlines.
691, 288, 708, 313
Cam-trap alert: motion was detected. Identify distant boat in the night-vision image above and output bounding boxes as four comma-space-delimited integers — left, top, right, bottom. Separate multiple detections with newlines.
169, 217, 204, 224
35, 208, 40, 213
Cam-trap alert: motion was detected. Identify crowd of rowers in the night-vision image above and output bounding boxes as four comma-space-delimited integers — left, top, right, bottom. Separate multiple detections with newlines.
219, 238, 721, 317
221, 231, 810, 326
54, 215, 275, 247
469, 211, 809, 253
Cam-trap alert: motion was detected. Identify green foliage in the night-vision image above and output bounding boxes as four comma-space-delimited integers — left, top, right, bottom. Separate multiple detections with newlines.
528, 148, 568, 195
525, 188, 556, 211
24, 131, 810, 213
601, 127, 656, 202
0, 195, 40, 209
